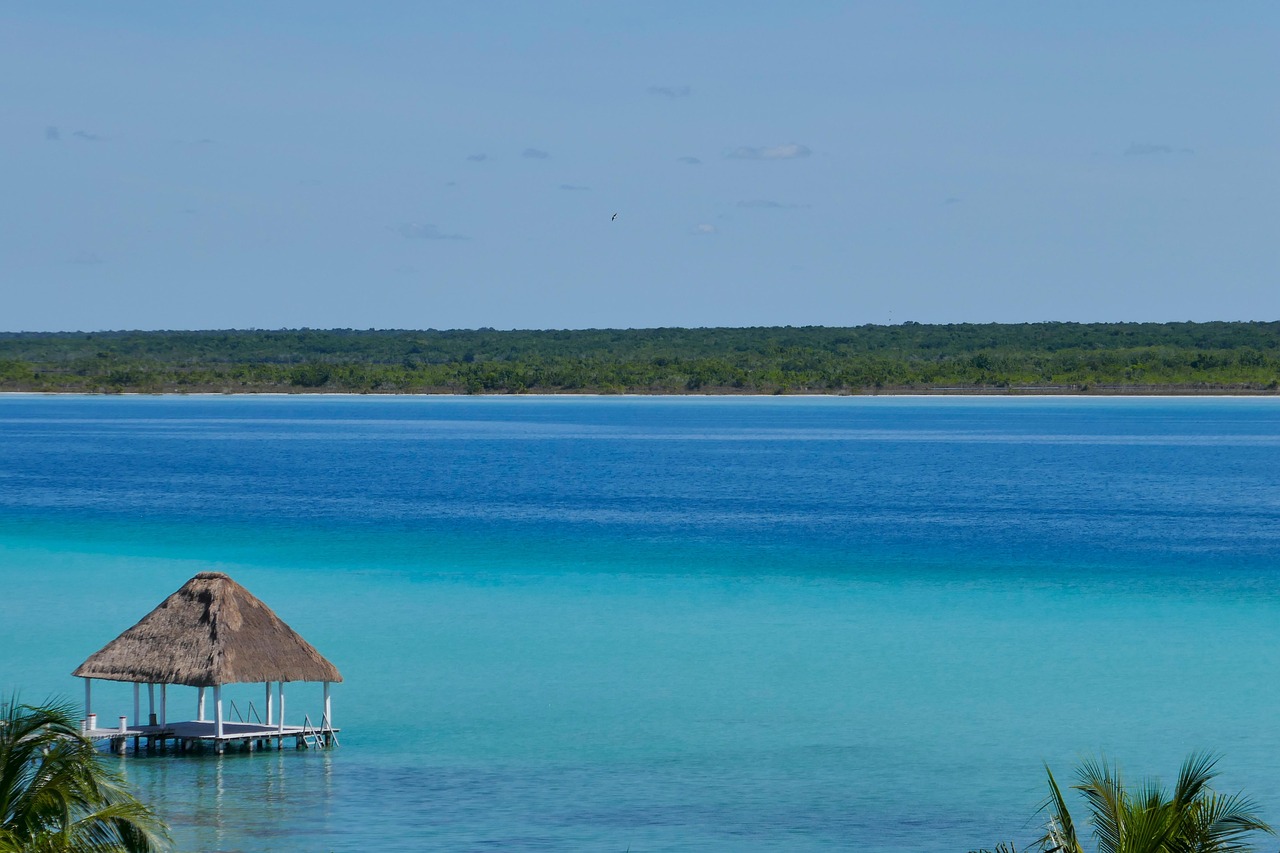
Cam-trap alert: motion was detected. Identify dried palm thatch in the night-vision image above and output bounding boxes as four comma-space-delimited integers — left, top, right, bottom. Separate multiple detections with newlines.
72, 572, 342, 687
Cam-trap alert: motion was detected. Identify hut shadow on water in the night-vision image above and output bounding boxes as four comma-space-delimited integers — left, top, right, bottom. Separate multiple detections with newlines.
72, 572, 342, 754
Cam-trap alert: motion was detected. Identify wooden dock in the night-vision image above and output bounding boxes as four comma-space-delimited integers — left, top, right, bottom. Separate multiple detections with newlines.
85, 720, 339, 754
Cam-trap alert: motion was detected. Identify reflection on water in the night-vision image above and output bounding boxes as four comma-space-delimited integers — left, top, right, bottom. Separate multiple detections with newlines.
116, 749, 336, 852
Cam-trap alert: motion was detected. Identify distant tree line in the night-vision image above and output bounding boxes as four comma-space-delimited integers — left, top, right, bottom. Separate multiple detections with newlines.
0, 322, 1277, 394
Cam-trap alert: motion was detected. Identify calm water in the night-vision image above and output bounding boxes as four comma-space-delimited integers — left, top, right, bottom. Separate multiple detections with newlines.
2, 395, 1280, 851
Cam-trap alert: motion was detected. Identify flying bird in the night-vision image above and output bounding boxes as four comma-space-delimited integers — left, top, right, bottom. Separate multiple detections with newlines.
611, 213, 618, 221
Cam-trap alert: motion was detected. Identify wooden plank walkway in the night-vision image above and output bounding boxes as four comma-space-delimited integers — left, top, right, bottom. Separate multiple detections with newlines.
85, 720, 339, 754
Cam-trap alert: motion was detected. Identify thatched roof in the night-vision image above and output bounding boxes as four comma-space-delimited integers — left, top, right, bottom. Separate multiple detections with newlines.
73, 572, 342, 687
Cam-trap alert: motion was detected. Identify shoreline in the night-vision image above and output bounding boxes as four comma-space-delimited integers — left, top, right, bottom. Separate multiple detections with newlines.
2, 387, 1278, 399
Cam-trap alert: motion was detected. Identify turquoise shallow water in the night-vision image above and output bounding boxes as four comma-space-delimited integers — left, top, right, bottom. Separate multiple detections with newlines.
2, 395, 1280, 851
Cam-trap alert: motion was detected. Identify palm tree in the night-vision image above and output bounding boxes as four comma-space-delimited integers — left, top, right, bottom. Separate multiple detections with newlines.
0, 699, 170, 853
972, 752, 1273, 853
1040, 751, 1273, 853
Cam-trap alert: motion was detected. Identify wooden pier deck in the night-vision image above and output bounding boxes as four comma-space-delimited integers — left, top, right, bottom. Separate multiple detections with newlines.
86, 720, 339, 754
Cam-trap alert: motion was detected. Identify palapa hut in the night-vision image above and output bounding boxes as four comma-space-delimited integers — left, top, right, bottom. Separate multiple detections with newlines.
73, 571, 342, 752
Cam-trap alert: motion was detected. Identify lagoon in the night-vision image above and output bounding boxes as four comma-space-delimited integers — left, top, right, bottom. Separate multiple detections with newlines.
3, 395, 1280, 851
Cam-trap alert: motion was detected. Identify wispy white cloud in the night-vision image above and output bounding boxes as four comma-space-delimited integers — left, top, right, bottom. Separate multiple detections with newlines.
691, 223, 717, 235
648, 85, 691, 98
1125, 142, 1194, 156
397, 223, 467, 241
736, 199, 810, 209
725, 143, 810, 160
522, 147, 550, 159
677, 156, 702, 165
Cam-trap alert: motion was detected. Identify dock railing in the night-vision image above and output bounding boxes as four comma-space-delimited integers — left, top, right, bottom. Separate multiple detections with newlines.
300, 713, 339, 749
227, 700, 264, 725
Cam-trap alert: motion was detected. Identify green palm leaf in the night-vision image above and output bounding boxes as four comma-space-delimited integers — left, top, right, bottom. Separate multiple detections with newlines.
1039, 765, 1083, 853
0, 698, 170, 853
981, 753, 1275, 853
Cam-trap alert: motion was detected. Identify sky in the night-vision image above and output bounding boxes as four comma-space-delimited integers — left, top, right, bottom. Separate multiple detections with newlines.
3, 2, 1278, 331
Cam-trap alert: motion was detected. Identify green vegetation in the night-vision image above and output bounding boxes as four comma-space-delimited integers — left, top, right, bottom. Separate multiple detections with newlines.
0, 322, 1278, 394
970, 752, 1272, 853
0, 699, 170, 852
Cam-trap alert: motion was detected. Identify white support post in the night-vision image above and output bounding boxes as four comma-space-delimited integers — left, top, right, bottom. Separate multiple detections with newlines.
323, 681, 332, 728
265, 682, 274, 726
133, 683, 140, 727
160, 684, 167, 726
277, 681, 286, 735
213, 685, 224, 738
147, 683, 155, 725
198, 687, 206, 722
84, 678, 93, 718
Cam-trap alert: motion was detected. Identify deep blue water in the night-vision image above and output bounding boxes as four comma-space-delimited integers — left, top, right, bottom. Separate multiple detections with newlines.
2, 395, 1280, 851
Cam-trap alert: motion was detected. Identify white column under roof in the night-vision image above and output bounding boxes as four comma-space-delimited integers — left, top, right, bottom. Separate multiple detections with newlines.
197, 686, 206, 721
265, 682, 273, 725
324, 681, 332, 728
213, 685, 223, 738
133, 683, 140, 727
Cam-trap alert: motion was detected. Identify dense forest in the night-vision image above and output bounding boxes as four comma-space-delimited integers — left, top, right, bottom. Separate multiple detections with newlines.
0, 323, 1278, 394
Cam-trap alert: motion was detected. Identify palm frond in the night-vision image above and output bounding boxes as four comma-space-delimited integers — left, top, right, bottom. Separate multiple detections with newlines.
1037, 765, 1082, 853
1031, 752, 1275, 853
0, 699, 171, 852
1073, 756, 1127, 853
1173, 751, 1219, 810
1179, 790, 1274, 852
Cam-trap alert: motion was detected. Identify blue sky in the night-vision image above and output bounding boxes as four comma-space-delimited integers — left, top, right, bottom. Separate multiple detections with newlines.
3, 2, 1277, 331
